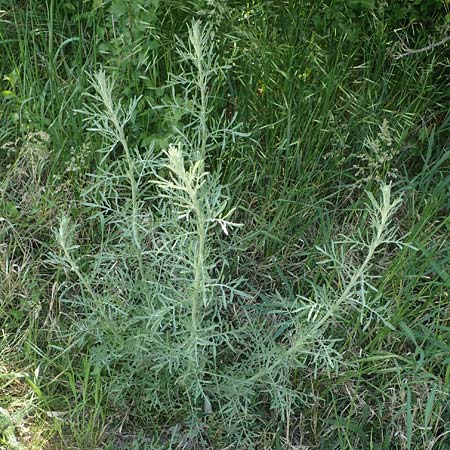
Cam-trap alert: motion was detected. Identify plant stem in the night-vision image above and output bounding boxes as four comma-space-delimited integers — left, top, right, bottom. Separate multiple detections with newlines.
103, 93, 144, 278
118, 127, 143, 273
248, 193, 392, 383
190, 187, 206, 370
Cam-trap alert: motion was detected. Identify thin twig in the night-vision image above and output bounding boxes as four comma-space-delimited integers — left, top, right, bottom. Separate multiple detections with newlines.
394, 35, 450, 59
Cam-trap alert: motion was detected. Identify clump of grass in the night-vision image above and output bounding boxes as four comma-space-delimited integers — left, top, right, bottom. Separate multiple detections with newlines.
0, 131, 50, 202
0, 364, 52, 450
0, 131, 55, 342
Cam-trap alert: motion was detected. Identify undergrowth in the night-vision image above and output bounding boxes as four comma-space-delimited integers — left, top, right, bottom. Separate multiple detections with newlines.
1, 2, 449, 449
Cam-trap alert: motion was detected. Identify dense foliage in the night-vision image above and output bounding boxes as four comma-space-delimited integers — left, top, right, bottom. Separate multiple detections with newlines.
1, 1, 449, 449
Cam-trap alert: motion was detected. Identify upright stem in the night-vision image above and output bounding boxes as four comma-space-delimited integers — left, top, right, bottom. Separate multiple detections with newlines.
60, 241, 107, 321
189, 22, 210, 374
198, 68, 208, 165
190, 21, 209, 167
191, 190, 206, 366
118, 129, 141, 250
108, 107, 144, 278
248, 200, 391, 384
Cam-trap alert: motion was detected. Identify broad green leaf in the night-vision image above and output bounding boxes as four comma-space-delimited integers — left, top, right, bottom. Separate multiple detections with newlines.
111, 0, 127, 17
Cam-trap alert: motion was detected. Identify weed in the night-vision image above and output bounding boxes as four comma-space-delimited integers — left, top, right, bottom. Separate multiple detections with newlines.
1, 2, 450, 449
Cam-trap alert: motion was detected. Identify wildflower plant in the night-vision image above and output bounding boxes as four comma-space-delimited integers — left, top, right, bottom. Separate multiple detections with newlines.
352, 119, 400, 186
3, 2, 449, 448
51, 21, 246, 439
214, 183, 408, 441
49, 19, 412, 446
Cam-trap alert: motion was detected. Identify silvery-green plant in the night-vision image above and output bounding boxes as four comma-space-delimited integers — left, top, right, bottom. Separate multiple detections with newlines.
51, 16, 410, 447
353, 119, 401, 187
158, 20, 246, 165
213, 183, 407, 441
0, 406, 24, 450
51, 20, 246, 440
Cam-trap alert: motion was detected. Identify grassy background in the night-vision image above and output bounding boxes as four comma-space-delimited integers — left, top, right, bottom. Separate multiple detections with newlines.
1, 1, 450, 449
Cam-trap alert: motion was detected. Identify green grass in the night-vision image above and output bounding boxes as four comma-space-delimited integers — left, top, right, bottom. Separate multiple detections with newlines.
1, 1, 449, 449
